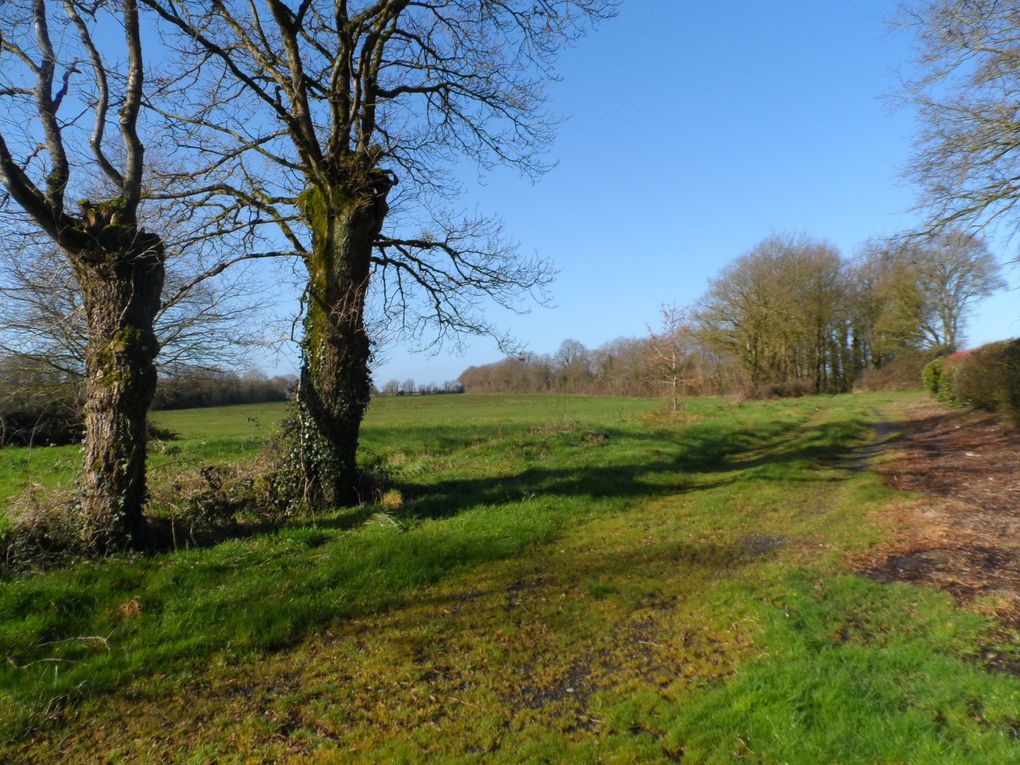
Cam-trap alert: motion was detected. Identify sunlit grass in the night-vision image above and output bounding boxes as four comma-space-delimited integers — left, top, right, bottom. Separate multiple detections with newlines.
4, 390, 1019, 763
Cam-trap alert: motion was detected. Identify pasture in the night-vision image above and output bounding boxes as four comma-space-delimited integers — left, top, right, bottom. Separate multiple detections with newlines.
3, 392, 1020, 763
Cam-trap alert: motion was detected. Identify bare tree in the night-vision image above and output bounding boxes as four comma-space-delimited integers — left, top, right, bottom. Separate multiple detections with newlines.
696, 234, 850, 394
910, 231, 1005, 351
646, 304, 697, 413
854, 231, 1004, 353
850, 239, 927, 367
142, 0, 614, 507
903, 0, 1020, 237
0, 0, 166, 549
0, 230, 270, 383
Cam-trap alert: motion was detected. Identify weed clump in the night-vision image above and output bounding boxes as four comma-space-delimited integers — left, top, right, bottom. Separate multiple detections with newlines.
1, 488, 82, 569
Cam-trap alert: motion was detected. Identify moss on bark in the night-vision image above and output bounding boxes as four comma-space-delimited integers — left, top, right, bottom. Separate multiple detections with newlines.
73, 219, 165, 551
293, 174, 390, 508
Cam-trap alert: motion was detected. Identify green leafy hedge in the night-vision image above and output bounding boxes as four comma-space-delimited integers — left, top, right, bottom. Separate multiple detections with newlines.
921, 357, 944, 397
921, 355, 967, 407
950, 339, 1020, 425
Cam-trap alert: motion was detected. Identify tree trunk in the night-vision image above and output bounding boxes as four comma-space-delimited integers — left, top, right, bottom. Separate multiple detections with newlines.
296, 177, 390, 508
75, 231, 165, 551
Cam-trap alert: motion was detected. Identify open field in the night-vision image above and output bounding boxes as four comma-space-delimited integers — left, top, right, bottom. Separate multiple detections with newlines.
4, 392, 1020, 762
0, 396, 659, 509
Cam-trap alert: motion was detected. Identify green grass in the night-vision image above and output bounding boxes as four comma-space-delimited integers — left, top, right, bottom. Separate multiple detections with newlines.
3, 391, 1020, 763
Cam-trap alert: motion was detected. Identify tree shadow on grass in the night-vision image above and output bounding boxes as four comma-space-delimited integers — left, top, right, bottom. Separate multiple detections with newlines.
386, 416, 878, 523
0, 407, 886, 746
133, 411, 877, 555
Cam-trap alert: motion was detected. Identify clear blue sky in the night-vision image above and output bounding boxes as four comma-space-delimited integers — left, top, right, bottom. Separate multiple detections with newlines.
281, 0, 1019, 384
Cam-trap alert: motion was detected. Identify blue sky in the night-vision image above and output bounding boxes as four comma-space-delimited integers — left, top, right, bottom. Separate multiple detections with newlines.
305, 1, 1018, 384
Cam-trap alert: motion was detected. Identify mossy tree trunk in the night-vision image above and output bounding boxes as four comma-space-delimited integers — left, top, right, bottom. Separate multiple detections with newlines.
295, 175, 390, 508
74, 227, 165, 551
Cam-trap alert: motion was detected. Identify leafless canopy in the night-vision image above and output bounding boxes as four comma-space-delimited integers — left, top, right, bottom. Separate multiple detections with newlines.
141, 0, 615, 349
0, 228, 270, 379
0, 0, 149, 245
645, 303, 698, 412
903, 0, 1020, 239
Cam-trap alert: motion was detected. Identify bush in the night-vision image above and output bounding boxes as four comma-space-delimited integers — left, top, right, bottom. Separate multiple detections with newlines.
0, 359, 82, 446
950, 339, 1020, 425
749, 379, 815, 399
921, 352, 971, 407
855, 349, 936, 392
921, 356, 944, 397
2, 489, 84, 570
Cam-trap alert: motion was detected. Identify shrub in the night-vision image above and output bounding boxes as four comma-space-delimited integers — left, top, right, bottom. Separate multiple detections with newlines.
921, 352, 970, 407
950, 339, 1020, 425
921, 356, 944, 397
0, 403, 82, 447
855, 349, 933, 392
2, 488, 83, 570
749, 379, 815, 399
0, 361, 82, 447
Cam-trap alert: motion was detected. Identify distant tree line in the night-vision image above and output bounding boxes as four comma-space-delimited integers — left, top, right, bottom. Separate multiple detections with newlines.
151, 369, 296, 411
375, 380, 465, 396
0, 357, 295, 446
459, 231, 1004, 399
457, 335, 739, 398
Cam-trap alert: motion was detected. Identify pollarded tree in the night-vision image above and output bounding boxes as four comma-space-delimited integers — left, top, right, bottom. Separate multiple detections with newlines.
0, 0, 165, 549
143, 0, 614, 508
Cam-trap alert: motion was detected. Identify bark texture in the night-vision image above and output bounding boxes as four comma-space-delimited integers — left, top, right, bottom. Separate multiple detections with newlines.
296, 175, 390, 508
73, 207, 165, 550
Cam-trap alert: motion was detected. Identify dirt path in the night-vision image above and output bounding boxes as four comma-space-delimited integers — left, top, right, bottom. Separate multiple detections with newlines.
841, 412, 897, 473
861, 400, 1020, 622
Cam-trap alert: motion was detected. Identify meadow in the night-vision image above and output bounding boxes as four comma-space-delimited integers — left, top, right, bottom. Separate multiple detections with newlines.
2, 392, 1020, 763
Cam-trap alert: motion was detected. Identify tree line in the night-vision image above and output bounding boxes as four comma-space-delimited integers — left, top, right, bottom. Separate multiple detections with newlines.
376, 380, 464, 396
0, 357, 296, 446
152, 370, 296, 411
459, 230, 1004, 399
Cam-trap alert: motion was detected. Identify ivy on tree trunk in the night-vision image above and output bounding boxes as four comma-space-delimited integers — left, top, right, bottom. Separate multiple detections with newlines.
295, 174, 390, 508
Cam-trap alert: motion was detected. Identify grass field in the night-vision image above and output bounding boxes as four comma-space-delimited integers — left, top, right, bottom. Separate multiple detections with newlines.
3, 392, 1020, 762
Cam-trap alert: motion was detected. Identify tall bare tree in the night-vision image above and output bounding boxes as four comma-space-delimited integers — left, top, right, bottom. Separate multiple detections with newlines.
904, 0, 1020, 238
911, 231, 1005, 351
696, 234, 849, 394
143, 0, 614, 508
854, 232, 1004, 354
0, 0, 165, 549
850, 239, 927, 367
